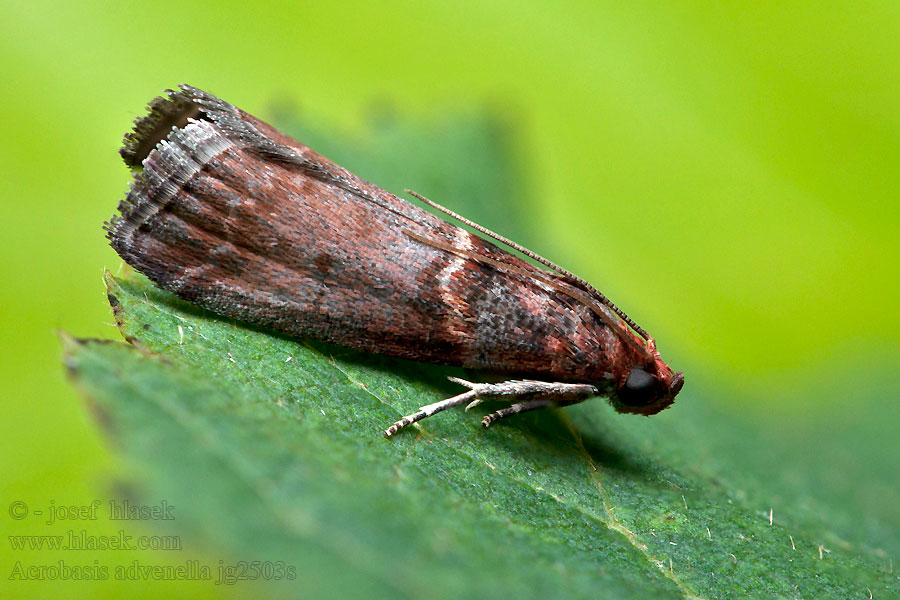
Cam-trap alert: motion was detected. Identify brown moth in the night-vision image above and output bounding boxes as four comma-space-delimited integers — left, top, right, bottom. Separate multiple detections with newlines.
106, 85, 684, 436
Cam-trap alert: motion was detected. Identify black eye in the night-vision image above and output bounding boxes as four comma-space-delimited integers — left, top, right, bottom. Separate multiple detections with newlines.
617, 368, 659, 407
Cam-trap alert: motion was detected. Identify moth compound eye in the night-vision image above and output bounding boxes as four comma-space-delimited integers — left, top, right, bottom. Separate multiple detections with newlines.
617, 368, 660, 407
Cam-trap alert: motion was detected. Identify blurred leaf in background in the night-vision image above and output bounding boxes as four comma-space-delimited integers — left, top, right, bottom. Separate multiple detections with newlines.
2, 0, 898, 598
63, 105, 900, 598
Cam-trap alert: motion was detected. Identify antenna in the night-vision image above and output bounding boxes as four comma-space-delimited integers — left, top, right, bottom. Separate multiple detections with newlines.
406, 190, 650, 341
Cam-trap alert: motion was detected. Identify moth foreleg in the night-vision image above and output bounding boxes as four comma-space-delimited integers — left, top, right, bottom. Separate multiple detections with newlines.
383, 377, 598, 437
481, 396, 589, 428
383, 386, 480, 437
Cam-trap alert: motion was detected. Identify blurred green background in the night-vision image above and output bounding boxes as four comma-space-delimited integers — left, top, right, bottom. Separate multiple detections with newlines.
2, 1, 898, 597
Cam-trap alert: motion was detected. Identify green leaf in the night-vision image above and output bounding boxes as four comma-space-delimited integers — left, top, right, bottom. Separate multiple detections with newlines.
65, 112, 898, 599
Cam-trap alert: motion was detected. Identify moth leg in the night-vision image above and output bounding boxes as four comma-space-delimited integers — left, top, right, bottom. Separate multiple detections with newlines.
384, 378, 598, 436
447, 377, 598, 410
383, 388, 480, 437
482, 396, 588, 428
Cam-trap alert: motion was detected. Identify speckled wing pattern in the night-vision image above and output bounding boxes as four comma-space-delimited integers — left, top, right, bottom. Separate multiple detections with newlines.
106, 86, 636, 390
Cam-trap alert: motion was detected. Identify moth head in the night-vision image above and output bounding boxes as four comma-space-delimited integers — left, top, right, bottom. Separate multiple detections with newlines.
610, 362, 684, 416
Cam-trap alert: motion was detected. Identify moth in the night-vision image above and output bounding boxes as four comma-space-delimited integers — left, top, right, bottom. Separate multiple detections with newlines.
106, 85, 684, 436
